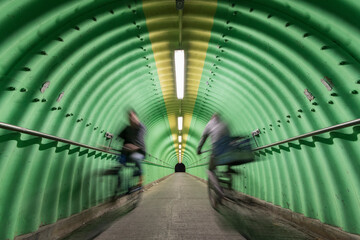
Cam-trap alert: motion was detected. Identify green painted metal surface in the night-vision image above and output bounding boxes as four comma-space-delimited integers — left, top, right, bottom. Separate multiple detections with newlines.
0, 0, 359, 239
187, 0, 360, 235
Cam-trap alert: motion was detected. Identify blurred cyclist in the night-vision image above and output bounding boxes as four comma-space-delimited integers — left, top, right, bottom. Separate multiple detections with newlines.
118, 110, 146, 186
197, 113, 254, 172
197, 113, 231, 171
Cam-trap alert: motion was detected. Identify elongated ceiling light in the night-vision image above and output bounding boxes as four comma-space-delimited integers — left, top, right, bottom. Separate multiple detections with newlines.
178, 116, 183, 131
174, 50, 185, 99
178, 135, 182, 143
179, 144, 182, 149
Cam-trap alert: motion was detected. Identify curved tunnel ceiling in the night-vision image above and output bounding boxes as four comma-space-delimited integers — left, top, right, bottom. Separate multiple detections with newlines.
1, 0, 359, 166
1, 0, 360, 238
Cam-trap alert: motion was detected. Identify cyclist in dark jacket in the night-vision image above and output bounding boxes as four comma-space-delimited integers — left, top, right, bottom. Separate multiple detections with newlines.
118, 110, 146, 186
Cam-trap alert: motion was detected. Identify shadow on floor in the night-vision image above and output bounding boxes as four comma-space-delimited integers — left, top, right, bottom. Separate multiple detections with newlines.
215, 199, 315, 240
61, 201, 136, 240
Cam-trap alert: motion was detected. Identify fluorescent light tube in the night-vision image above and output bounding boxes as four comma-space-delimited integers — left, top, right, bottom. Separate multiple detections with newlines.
178, 136, 182, 143
174, 50, 184, 99
179, 144, 181, 149
178, 116, 183, 131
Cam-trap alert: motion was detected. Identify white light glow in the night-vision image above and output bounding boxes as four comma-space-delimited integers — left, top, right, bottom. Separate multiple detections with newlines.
178, 135, 182, 143
179, 144, 182, 149
174, 50, 185, 99
178, 116, 183, 131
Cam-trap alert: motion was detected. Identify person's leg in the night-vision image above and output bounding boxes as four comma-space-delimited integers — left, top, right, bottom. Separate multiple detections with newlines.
209, 154, 216, 171
129, 152, 144, 186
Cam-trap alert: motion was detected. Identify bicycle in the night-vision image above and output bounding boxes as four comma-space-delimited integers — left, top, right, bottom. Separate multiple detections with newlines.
201, 138, 255, 210
102, 148, 143, 208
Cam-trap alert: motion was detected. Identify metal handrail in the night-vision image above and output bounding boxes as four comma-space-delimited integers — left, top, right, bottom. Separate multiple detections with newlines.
0, 121, 173, 168
253, 118, 360, 151
187, 118, 360, 167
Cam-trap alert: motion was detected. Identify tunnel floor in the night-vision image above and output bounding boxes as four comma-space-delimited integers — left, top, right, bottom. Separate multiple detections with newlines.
63, 173, 317, 240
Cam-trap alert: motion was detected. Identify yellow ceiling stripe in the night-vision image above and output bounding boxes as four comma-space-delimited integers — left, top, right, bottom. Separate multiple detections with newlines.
143, 0, 217, 162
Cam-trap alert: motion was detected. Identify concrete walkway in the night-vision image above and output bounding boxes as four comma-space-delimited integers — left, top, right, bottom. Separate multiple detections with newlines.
64, 173, 316, 240
95, 173, 244, 240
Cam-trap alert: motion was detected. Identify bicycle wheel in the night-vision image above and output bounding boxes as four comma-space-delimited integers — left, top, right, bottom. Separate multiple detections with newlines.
127, 184, 142, 208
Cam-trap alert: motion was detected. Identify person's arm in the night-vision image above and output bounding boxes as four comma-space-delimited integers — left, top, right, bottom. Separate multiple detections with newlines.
197, 123, 210, 154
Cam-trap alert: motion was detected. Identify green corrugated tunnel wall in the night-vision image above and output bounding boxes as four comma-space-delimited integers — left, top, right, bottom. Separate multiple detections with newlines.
0, 0, 359, 239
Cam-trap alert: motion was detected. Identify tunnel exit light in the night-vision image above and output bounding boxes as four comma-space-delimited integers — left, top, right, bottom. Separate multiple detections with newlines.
174, 50, 184, 99
178, 135, 182, 143
178, 116, 183, 131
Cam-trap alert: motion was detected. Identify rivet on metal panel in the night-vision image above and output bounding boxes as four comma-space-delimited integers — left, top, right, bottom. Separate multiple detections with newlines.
32, 98, 39, 102
41, 98, 47, 102
351, 90, 358, 94
92, 17, 97, 22
267, 14, 272, 19
40, 81, 50, 93
66, 114, 71, 117
277, 120, 281, 123
304, 89, 315, 101
321, 46, 330, 50
73, 26, 80, 31
109, 10, 114, 14
20, 88, 27, 92
330, 92, 338, 97
94, 127, 98, 130
339, 61, 349, 65
287, 120, 290, 123
286, 115, 291, 118
312, 102, 318, 106
249, 8, 254, 12
7, 87, 16, 91
297, 115, 301, 118
39, 50, 47, 55
311, 108, 316, 112
57, 37, 64, 42
328, 100, 334, 104
303, 33, 311, 38
285, 22, 292, 27
233, 11, 238, 16
22, 67, 31, 71
57, 107, 61, 110
226, 20, 230, 24
357, 80, 360, 84
57, 92, 64, 102
277, 125, 281, 127
51, 107, 57, 111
